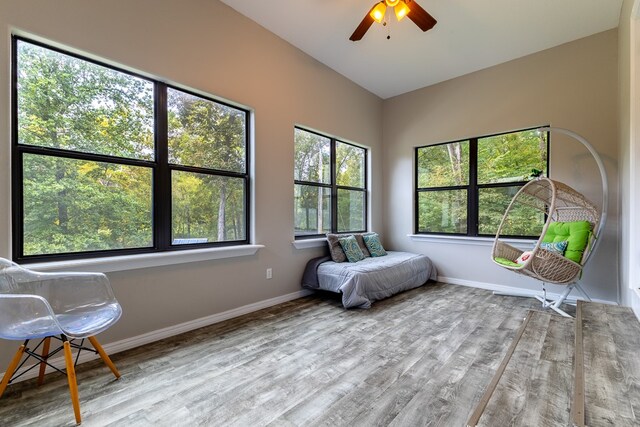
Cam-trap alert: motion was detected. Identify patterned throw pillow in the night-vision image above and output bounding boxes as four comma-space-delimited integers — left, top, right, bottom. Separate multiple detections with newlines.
354, 234, 371, 258
338, 235, 365, 262
540, 240, 568, 255
363, 233, 387, 257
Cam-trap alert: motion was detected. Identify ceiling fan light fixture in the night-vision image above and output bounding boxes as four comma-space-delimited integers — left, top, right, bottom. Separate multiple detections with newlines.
394, 1, 411, 21
370, 2, 387, 23
350, 0, 436, 42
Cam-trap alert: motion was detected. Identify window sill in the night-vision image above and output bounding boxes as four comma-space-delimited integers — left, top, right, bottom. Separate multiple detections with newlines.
25, 245, 265, 273
407, 234, 534, 251
292, 238, 326, 249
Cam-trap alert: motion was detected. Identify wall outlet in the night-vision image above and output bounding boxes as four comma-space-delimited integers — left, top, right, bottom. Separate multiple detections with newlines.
266, 268, 272, 279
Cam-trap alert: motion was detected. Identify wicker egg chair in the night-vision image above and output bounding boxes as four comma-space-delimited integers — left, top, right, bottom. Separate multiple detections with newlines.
491, 127, 608, 317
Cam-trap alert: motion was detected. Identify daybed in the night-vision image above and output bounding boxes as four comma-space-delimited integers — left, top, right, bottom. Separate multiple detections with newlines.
302, 233, 436, 309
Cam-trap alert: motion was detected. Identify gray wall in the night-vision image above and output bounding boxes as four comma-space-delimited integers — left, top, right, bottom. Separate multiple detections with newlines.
0, 0, 384, 368
381, 30, 620, 303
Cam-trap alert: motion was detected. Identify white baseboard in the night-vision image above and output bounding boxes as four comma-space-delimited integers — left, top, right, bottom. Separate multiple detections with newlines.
437, 276, 616, 305
2, 289, 313, 384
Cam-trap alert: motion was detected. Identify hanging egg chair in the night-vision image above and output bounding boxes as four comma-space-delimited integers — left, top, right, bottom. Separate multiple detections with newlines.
491, 127, 608, 317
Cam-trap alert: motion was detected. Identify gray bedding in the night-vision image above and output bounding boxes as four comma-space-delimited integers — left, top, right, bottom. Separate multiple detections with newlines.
305, 251, 436, 309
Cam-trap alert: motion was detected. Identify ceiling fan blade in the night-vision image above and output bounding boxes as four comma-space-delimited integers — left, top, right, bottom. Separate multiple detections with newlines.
349, 4, 377, 41
406, 0, 437, 32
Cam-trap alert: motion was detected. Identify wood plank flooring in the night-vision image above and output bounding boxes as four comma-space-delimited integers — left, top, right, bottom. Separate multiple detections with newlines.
473, 311, 575, 427
0, 283, 637, 427
582, 302, 640, 426
466, 299, 640, 427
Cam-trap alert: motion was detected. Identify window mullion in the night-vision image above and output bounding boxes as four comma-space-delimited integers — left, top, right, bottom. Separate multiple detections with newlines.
11, 37, 22, 260
330, 138, 338, 233
468, 138, 478, 236
336, 185, 366, 191
243, 113, 251, 245
364, 147, 368, 232
16, 145, 156, 168
154, 83, 170, 250
294, 180, 332, 188
414, 146, 419, 235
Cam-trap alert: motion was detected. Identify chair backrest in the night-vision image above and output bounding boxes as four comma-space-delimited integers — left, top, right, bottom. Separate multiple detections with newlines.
0, 258, 20, 293
0, 259, 52, 295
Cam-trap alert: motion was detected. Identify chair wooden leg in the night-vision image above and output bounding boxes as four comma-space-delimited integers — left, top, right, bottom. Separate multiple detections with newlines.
37, 337, 51, 386
88, 336, 120, 379
0, 344, 26, 398
63, 340, 82, 425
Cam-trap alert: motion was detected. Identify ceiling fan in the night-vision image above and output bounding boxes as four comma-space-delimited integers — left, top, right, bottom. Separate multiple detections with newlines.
349, 0, 437, 41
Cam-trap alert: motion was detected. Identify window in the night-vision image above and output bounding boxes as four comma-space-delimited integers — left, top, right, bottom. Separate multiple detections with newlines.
13, 37, 250, 262
294, 128, 367, 238
415, 127, 549, 238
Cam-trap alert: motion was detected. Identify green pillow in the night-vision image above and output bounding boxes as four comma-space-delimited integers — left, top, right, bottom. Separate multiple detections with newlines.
338, 235, 365, 262
541, 221, 591, 263
494, 257, 520, 267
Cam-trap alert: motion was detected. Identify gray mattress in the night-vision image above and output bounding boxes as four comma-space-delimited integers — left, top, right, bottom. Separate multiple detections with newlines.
315, 251, 437, 309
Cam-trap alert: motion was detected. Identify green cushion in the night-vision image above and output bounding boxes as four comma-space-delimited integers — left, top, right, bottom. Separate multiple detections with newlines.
494, 257, 520, 267
541, 221, 591, 263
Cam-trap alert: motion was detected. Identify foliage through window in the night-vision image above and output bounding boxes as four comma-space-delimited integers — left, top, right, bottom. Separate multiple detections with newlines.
294, 128, 367, 237
415, 128, 548, 238
13, 37, 250, 262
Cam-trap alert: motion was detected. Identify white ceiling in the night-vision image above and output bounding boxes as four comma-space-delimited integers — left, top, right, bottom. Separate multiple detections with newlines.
219, 0, 623, 99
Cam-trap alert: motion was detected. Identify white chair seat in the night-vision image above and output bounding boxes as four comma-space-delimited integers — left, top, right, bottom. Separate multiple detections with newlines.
56, 303, 122, 339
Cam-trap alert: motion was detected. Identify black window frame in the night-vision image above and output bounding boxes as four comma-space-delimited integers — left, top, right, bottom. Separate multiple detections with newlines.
294, 127, 368, 239
414, 126, 550, 239
12, 36, 251, 263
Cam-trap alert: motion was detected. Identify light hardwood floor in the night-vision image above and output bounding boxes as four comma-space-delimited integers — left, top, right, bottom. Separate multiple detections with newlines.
0, 283, 634, 426
582, 302, 640, 426
472, 310, 575, 426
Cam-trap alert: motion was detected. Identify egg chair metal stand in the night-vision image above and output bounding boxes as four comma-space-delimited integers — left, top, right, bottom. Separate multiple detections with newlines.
491, 127, 608, 318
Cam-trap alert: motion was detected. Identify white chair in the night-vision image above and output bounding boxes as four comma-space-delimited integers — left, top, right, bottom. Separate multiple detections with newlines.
0, 258, 122, 425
